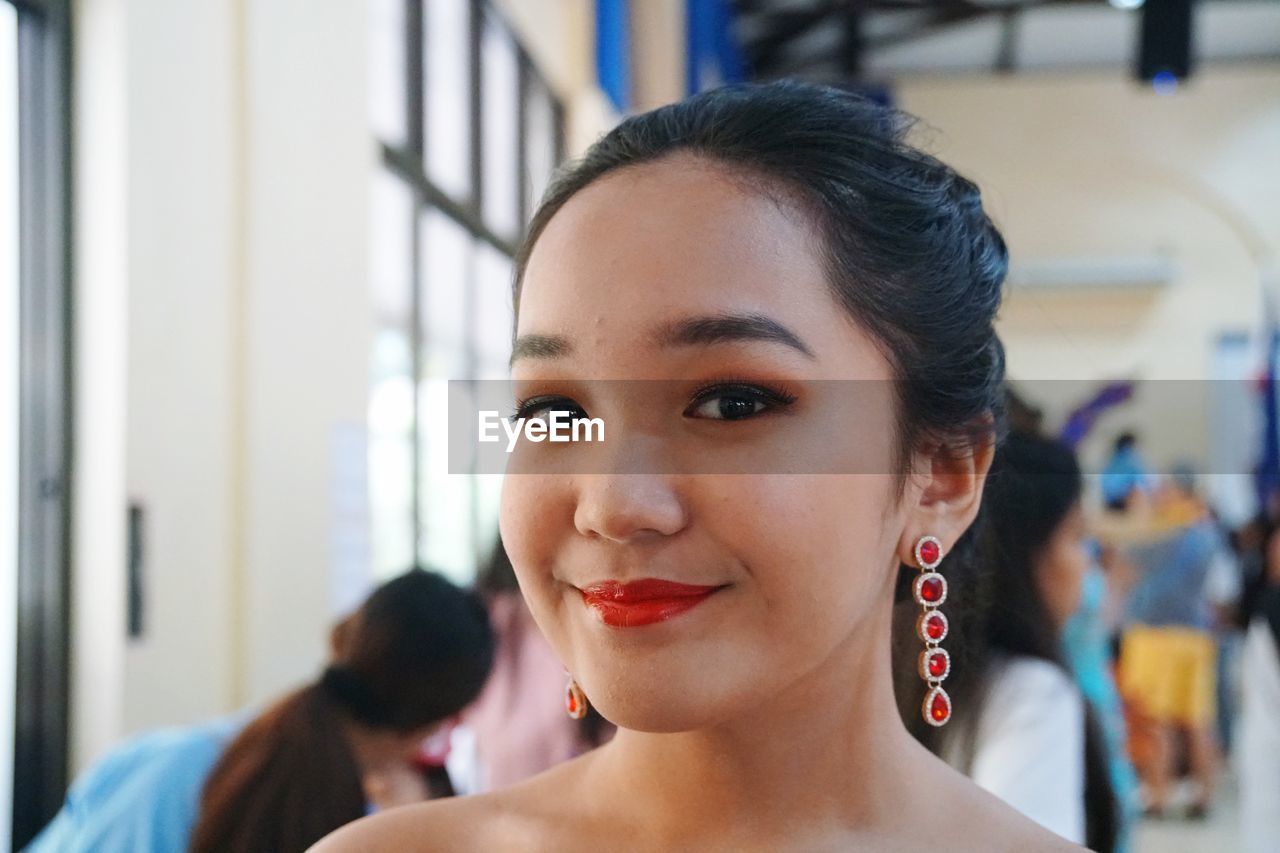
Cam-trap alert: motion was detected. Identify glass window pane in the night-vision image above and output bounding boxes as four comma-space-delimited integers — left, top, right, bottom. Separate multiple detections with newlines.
474, 242, 513, 379
419, 207, 471, 379
417, 206, 475, 582
367, 169, 416, 579
368, 332, 415, 579
418, 377, 475, 584
470, 243, 512, 580
473, 473, 503, 561
481, 13, 520, 239
369, 0, 408, 146
524, 81, 557, 222
424, 0, 472, 201
370, 168, 414, 329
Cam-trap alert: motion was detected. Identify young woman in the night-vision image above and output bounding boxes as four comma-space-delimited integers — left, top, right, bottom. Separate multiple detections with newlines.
909, 431, 1122, 851
29, 569, 494, 853
318, 81, 1082, 851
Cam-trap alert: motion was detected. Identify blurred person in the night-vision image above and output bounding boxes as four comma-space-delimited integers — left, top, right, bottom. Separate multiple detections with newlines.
912, 432, 1121, 851
1063, 551, 1143, 853
458, 538, 613, 792
1100, 432, 1154, 512
1113, 469, 1225, 819
27, 568, 494, 853
1238, 522, 1280, 853
316, 81, 1081, 852
1202, 509, 1244, 755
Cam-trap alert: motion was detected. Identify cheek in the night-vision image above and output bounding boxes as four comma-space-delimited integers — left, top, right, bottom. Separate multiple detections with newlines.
499, 475, 570, 600
711, 474, 899, 638
1042, 542, 1087, 618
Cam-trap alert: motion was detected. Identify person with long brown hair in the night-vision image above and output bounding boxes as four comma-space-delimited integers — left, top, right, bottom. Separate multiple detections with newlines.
27, 568, 493, 853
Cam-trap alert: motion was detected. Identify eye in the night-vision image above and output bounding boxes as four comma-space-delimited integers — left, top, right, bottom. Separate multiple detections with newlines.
509, 396, 588, 424
684, 382, 797, 421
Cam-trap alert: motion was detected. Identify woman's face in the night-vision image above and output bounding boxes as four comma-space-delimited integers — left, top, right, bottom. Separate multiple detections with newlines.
1034, 501, 1090, 629
500, 156, 938, 732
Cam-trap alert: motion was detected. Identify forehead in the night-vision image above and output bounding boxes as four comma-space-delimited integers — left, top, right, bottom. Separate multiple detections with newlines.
522, 157, 818, 323
518, 156, 887, 379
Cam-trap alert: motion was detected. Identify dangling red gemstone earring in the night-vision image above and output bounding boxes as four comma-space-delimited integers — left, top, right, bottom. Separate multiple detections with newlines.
564, 670, 588, 720
913, 535, 952, 726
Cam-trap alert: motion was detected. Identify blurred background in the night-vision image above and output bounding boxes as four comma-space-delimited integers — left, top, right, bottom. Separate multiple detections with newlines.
2, 0, 1278, 850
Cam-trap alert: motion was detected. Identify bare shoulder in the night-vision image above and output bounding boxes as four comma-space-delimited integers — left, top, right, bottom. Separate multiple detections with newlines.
310, 751, 604, 853
309, 790, 524, 853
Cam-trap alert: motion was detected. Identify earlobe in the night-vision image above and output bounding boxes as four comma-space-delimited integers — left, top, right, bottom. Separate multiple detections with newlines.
901, 435, 996, 560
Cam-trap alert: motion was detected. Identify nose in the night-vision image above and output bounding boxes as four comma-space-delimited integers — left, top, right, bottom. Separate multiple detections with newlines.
572, 470, 687, 544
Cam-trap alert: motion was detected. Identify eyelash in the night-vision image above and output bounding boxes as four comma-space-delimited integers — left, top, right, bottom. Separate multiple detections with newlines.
685, 378, 798, 419
508, 379, 798, 422
508, 396, 583, 423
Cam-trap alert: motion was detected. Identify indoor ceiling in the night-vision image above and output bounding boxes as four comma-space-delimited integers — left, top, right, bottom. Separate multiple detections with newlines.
731, 0, 1280, 80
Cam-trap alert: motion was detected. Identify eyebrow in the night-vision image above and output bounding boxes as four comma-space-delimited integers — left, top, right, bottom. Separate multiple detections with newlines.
655, 313, 816, 359
510, 312, 816, 366
509, 334, 570, 365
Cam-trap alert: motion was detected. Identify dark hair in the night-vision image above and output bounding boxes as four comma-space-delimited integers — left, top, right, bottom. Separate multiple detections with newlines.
1114, 431, 1137, 453
514, 80, 1007, 481
476, 535, 521, 599
190, 568, 494, 853
905, 432, 1119, 852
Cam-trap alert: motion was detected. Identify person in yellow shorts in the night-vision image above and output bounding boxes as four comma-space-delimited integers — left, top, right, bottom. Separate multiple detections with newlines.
1119, 625, 1216, 728
1110, 470, 1224, 819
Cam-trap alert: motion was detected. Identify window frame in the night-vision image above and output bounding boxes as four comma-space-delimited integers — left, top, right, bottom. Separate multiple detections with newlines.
374, 0, 565, 580
8, 0, 73, 848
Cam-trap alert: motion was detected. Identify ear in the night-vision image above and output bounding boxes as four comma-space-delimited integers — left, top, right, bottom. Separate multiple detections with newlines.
897, 431, 996, 567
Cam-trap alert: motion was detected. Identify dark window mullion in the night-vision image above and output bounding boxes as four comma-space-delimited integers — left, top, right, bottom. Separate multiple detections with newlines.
406, 0, 423, 159
12, 0, 72, 847
381, 144, 516, 257
516, 53, 530, 233
553, 94, 566, 166
406, 0, 424, 565
468, 0, 483, 219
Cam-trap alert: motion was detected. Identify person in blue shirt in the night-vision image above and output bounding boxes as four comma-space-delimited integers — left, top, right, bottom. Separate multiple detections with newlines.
26, 568, 494, 853
1100, 432, 1155, 512
1115, 475, 1225, 818
1063, 553, 1142, 853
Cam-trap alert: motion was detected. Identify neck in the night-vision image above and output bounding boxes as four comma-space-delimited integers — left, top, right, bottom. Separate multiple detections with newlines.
592, 597, 927, 843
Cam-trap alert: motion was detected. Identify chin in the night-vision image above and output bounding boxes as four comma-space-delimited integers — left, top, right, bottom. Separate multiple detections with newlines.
582, 666, 748, 733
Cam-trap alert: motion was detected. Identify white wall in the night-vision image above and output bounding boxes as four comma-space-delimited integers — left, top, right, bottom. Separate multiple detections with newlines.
631, 0, 685, 111
122, 0, 377, 726
71, 0, 377, 750
897, 65, 1280, 477
121, 0, 238, 733
71, 0, 128, 772
73, 0, 614, 760
240, 0, 374, 706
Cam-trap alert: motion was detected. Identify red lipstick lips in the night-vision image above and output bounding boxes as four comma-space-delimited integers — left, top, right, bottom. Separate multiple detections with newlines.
579, 578, 724, 628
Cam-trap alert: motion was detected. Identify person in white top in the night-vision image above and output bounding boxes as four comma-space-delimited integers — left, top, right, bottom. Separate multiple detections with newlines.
918, 432, 1120, 852
965, 656, 1086, 841
1238, 527, 1280, 853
